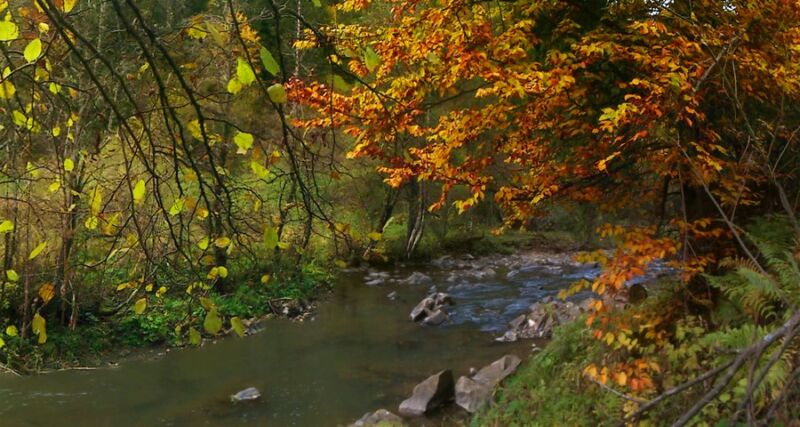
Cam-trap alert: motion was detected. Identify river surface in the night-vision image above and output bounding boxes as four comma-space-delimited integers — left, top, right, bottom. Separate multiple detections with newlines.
0, 251, 598, 427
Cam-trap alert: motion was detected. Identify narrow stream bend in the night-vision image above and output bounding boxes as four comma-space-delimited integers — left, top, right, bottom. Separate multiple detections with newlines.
0, 251, 599, 426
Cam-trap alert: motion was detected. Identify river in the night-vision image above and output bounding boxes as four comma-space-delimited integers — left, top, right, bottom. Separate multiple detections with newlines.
0, 251, 598, 426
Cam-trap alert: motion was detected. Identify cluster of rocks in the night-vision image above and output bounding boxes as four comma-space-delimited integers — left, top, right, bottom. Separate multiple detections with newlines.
350, 355, 521, 426
409, 292, 453, 326
496, 297, 584, 342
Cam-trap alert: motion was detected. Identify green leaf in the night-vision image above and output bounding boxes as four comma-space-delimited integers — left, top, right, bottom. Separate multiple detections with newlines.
29, 241, 46, 260
0, 220, 14, 233
203, 309, 222, 335
0, 21, 19, 42
198, 237, 209, 250
263, 226, 279, 249
312, 0, 322, 6
259, 47, 280, 76
234, 131, 254, 154
134, 298, 147, 315
236, 57, 256, 86
267, 84, 287, 104
367, 231, 382, 242
23, 38, 42, 63
189, 326, 201, 345
6, 270, 19, 282
364, 46, 381, 73
231, 317, 245, 337
133, 179, 146, 204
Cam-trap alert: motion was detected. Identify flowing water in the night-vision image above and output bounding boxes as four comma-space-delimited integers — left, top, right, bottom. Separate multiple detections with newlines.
0, 252, 599, 427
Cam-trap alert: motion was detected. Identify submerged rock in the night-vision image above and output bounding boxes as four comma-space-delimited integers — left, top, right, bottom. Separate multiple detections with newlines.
398, 369, 455, 416
230, 387, 261, 402
400, 272, 433, 285
350, 409, 405, 426
387, 291, 398, 301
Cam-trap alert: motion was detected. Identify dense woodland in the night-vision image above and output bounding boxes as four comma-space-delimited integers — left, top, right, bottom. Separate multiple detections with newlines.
0, 0, 799, 425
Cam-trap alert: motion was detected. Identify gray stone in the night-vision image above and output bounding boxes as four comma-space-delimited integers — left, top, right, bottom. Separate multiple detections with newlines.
410, 297, 434, 321
350, 409, 404, 426
398, 370, 455, 416
230, 387, 261, 402
454, 376, 493, 413
422, 309, 448, 326
455, 355, 522, 413
400, 272, 433, 285
473, 355, 521, 386
387, 291, 398, 301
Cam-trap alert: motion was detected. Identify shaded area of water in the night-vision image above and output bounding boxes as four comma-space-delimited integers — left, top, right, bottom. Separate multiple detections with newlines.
0, 252, 599, 426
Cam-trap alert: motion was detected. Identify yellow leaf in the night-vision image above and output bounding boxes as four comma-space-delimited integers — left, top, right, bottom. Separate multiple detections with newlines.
6, 270, 19, 282
84, 215, 98, 230
64, 158, 74, 172
0, 220, 14, 233
227, 78, 243, 94
367, 232, 382, 242
156, 286, 167, 298
133, 297, 147, 315
132, 179, 146, 204
267, 84, 287, 104
236, 57, 256, 86
0, 21, 19, 42
169, 198, 184, 216
32, 313, 46, 344
198, 237, 209, 250
88, 186, 103, 216
231, 317, 245, 337
5, 325, 18, 337
217, 266, 228, 278
63, 0, 77, 12
48, 180, 61, 193
29, 241, 46, 260
189, 326, 201, 345
234, 131, 254, 154
203, 309, 222, 335
616, 371, 628, 386
23, 38, 42, 63
214, 236, 231, 248
260, 274, 270, 285
38, 283, 55, 304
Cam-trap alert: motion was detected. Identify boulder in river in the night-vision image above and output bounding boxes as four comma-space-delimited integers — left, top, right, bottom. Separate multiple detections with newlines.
422, 309, 448, 326
398, 369, 455, 416
350, 409, 405, 426
455, 355, 521, 413
230, 387, 261, 402
409, 292, 453, 325
496, 298, 583, 341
